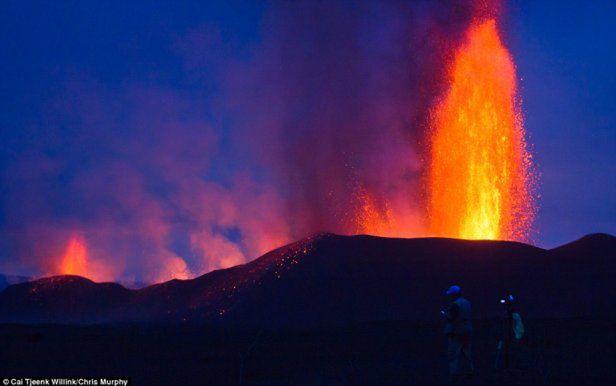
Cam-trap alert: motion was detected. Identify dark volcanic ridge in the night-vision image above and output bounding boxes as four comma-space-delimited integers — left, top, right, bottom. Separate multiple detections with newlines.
0, 274, 149, 292
0, 274, 33, 292
0, 233, 614, 326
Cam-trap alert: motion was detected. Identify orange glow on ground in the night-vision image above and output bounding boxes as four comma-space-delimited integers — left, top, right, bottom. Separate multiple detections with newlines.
58, 234, 88, 277
428, 19, 534, 241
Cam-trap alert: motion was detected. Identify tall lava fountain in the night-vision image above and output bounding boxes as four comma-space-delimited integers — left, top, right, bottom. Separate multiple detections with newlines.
428, 18, 535, 241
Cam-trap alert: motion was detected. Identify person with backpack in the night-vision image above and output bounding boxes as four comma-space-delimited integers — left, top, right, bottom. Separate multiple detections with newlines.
442, 285, 474, 381
495, 294, 524, 370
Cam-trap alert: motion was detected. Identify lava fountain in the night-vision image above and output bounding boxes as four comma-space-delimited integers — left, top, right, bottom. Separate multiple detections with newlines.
58, 234, 88, 276
356, 188, 396, 237
428, 18, 534, 241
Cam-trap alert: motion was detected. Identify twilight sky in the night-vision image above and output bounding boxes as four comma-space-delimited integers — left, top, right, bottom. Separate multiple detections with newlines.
0, 1, 614, 281
507, 0, 615, 246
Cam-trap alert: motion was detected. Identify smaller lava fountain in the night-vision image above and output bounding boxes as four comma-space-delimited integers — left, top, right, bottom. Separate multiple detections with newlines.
356, 188, 397, 237
57, 234, 89, 277
428, 18, 535, 241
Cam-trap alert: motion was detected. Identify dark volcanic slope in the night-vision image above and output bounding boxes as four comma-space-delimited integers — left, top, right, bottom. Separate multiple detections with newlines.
0, 274, 32, 292
0, 233, 614, 325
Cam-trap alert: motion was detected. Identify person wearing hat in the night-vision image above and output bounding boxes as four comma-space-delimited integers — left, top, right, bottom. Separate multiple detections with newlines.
442, 285, 474, 381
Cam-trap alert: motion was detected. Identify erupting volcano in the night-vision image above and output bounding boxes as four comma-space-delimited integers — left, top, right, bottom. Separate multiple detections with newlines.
428, 18, 534, 241
0, 2, 546, 285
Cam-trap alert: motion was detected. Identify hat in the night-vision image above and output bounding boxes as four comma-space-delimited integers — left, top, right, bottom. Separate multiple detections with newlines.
446, 285, 461, 295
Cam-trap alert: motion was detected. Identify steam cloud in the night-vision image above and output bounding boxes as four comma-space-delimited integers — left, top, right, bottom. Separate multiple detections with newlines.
0, 0, 486, 282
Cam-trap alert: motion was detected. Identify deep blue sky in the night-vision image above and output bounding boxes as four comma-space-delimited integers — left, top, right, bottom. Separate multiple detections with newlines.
508, 0, 616, 246
0, 0, 614, 279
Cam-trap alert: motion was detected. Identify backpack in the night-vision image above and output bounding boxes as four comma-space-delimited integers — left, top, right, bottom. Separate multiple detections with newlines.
512, 312, 524, 340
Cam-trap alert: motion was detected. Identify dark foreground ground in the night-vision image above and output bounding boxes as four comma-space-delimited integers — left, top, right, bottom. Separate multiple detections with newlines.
1, 318, 614, 386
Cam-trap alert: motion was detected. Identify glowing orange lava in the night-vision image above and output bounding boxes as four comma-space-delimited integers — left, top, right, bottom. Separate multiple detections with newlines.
356, 189, 397, 237
428, 18, 534, 241
58, 234, 88, 276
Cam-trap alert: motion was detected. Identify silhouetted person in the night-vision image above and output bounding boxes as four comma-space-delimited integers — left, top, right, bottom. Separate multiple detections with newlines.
442, 285, 474, 381
495, 294, 524, 370
502, 294, 515, 369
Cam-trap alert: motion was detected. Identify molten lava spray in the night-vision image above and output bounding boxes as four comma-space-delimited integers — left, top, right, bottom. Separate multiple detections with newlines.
428, 18, 534, 241
356, 188, 397, 237
58, 234, 88, 277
